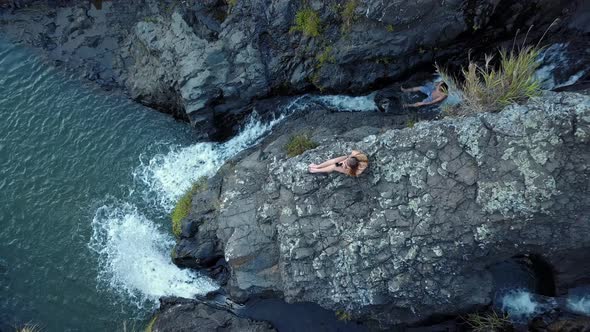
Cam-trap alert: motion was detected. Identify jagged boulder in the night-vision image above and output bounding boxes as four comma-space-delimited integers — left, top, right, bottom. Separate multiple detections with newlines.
151, 297, 276, 332
176, 92, 590, 326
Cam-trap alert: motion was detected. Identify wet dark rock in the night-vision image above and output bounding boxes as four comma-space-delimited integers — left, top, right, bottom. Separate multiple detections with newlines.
176, 91, 590, 328
152, 297, 276, 332
1, 0, 588, 135
530, 313, 590, 332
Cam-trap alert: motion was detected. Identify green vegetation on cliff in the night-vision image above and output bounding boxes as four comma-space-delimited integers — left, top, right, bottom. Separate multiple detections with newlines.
439, 45, 541, 115
341, 0, 358, 33
290, 8, 321, 37
171, 178, 207, 237
145, 315, 158, 332
285, 133, 318, 157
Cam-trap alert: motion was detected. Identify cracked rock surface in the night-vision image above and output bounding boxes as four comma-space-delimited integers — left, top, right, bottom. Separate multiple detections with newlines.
176, 92, 590, 326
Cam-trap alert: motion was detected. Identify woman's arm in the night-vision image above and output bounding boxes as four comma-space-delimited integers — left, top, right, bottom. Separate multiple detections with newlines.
313, 155, 348, 169
404, 96, 446, 108
401, 86, 422, 92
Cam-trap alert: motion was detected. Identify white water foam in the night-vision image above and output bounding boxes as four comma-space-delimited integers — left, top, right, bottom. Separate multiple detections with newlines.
89, 203, 218, 308
89, 97, 310, 311
315, 93, 378, 112
501, 290, 538, 319
500, 289, 558, 322
135, 98, 306, 212
567, 295, 590, 316
535, 43, 586, 90
556, 70, 586, 89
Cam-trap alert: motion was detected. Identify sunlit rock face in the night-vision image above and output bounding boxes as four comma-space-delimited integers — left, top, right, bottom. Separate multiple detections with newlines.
176, 91, 590, 326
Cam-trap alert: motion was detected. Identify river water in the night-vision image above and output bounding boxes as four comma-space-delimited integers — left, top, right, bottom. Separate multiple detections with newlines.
0, 39, 225, 331
1, 34, 586, 331
0, 37, 372, 331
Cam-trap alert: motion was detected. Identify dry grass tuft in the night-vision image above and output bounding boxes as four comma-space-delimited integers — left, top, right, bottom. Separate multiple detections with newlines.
17, 325, 42, 332
464, 311, 512, 332
438, 45, 542, 116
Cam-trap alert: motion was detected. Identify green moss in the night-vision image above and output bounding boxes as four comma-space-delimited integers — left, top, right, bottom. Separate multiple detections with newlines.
145, 315, 158, 332
335, 310, 352, 321
386, 24, 395, 32
375, 57, 391, 65
316, 46, 335, 67
171, 178, 207, 237
290, 7, 321, 37
341, 0, 358, 33
285, 133, 319, 157
310, 71, 323, 91
227, 0, 237, 7
311, 46, 335, 91
406, 118, 416, 128
143, 16, 159, 24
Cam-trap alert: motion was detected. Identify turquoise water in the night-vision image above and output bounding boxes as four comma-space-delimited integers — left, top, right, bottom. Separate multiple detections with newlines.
0, 38, 305, 332
0, 36, 367, 329
0, 39, 211, 331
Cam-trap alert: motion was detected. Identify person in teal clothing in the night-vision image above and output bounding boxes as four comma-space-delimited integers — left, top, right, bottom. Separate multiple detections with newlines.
401, 81, 448, 107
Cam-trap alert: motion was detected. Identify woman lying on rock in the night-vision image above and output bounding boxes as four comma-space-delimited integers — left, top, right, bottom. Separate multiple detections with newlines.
308, 150, 369, 176
401, 81, 448, 107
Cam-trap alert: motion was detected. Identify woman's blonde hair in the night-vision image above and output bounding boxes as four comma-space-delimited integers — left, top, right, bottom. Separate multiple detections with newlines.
348, 153, 369, 177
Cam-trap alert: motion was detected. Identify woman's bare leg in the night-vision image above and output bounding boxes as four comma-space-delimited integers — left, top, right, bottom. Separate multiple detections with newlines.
312, 155, 347, 169
309, 164, 336, 174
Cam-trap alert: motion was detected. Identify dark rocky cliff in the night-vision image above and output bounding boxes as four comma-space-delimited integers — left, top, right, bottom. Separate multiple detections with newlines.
175, 91, 590, 327
1, 0, 588, 136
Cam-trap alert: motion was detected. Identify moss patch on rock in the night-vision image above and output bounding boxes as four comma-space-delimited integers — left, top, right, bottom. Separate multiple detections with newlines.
145, 315, 158, 332
341, 0, 358, 33
171, 178, 207, 237
290, 7, 321, 37
285, 133, 319, 157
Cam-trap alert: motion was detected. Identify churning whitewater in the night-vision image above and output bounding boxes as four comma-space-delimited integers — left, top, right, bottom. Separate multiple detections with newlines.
134, 113, 288, 212
89, 203, 218, 308
89, 97, 312, 309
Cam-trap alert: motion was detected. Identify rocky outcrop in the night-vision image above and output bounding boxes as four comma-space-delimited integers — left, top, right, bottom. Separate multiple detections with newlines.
1, 0, 588, 134
151, 297, 276, 332
175, 91, 590, 327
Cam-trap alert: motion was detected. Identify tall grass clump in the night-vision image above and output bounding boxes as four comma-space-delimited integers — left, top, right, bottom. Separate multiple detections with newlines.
439, 20, 562, 116
171, 178, 207, 237
284, 133, 318, 157
290, 8, 321, 37
438, 46, 541, 116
